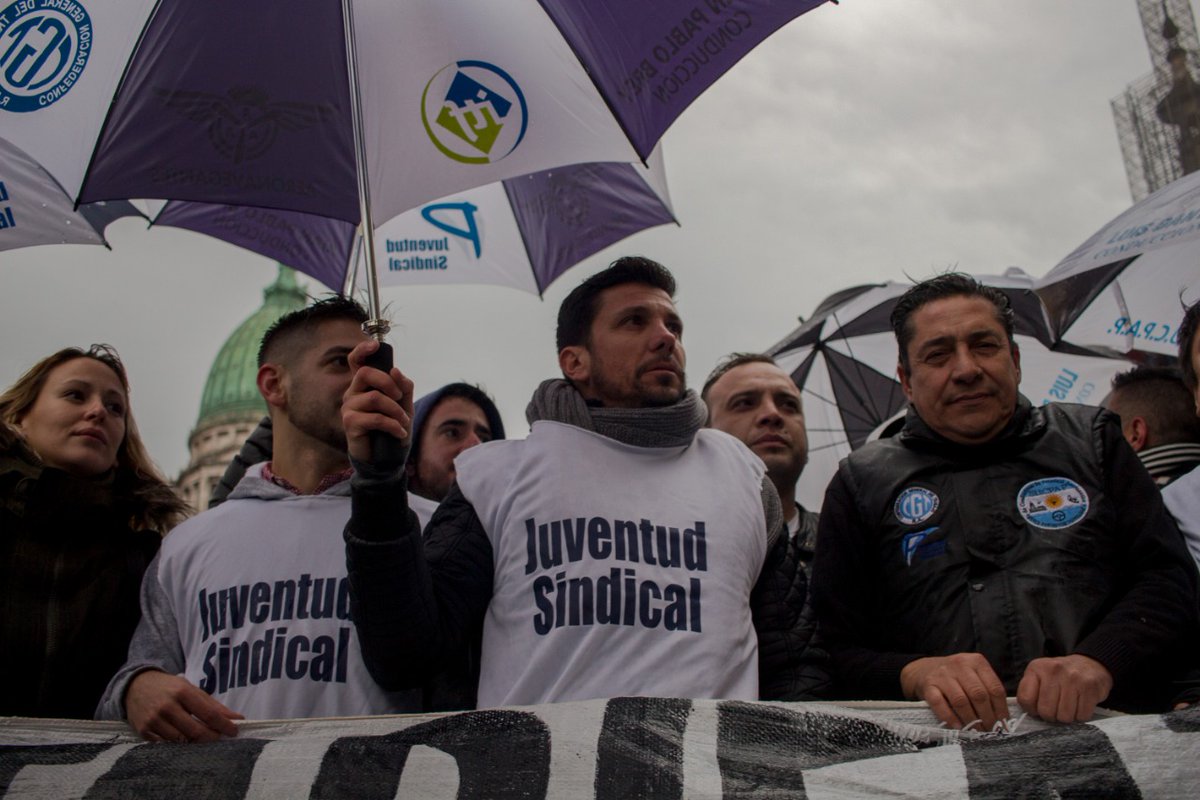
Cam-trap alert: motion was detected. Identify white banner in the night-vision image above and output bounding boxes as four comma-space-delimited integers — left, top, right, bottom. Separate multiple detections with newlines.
2, 699, 1197, 798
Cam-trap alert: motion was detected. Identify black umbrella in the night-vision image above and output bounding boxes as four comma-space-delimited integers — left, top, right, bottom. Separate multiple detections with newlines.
767, 269, 1131, 508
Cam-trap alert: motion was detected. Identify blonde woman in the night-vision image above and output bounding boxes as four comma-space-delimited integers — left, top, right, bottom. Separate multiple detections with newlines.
0, 345, 187, 718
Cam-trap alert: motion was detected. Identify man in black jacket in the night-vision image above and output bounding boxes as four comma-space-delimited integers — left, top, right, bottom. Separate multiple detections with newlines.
811, 273, 1199, 730
702, 353, 819, 556
342, 257, 825, 706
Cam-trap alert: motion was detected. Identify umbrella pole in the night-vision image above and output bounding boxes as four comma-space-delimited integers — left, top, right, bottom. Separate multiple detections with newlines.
343, 0, 404, 466
341, 0, 386, 342
343, 231, 363, 297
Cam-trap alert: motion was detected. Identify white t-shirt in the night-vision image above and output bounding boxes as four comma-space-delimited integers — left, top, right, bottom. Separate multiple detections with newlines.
1163, 464, 1200, 571
153, 467, 416, 719
456, 421, 768, 707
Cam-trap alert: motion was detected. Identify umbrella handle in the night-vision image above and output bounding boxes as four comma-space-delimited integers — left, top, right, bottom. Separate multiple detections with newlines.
363, 341, 407, 469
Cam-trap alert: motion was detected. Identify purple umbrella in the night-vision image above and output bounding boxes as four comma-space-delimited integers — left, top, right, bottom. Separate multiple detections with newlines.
4, 0, 832, 328
150, 151, 678, 296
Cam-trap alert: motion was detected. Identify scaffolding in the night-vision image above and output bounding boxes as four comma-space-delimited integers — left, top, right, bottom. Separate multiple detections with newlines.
1113, 0, 1200, 200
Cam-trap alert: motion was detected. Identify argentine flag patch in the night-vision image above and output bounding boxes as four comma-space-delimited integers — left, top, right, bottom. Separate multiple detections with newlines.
1017, 477, 1089, 530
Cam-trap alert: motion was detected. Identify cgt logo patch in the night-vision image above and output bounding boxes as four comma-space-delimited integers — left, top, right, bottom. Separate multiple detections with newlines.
1017, 477, 1089, 530
0, 0, 92, 112
894, 486, 938, 526
422, 60, 527, 164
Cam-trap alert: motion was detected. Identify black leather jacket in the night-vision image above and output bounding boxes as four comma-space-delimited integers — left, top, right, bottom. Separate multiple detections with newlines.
811, 398, 1200, 712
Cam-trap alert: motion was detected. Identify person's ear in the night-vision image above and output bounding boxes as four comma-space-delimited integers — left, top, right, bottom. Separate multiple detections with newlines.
1127, 416, 1149, 451
559, 346, 591, 384
898, 361, 913, 402
258, 364, 287, 410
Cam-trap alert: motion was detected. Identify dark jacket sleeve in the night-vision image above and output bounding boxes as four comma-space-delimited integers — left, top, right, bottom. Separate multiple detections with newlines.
809, 466, 926, 700
752, 477, 831, 700
752, 530, 831, 700
1073, 414, 1200, 701
208, 416, 273, 508
344, 467, 493, 691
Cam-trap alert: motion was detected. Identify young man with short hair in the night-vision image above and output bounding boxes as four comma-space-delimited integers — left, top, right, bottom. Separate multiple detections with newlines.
98, 298, 420, 741
1102, 365, 1200, 486
343, 257, 824, 707
405, 383, 504, 527
702, 353, 816, 552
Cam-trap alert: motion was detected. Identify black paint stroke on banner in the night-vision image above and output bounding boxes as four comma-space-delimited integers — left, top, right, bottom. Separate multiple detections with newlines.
717, 701, 922, 797
595, 696, 691, 799
87, 739, 269, 799
962, 725, 1140, 799
0, 744, 115, 794
311, 709, 550, 799
1164, 706, 1200, 733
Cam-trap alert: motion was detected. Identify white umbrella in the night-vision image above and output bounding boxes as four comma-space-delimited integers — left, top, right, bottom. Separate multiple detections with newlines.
1036, 170, 1200, 359
0, 137, 143, 252
149, 150, 676, 296
372, 149, 676, 296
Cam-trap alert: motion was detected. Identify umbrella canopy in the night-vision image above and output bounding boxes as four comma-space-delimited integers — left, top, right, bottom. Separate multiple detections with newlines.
2, 0, 828, 314
150, 150, 676, 296
768, 268, 1132, 510
0, 138, 143, 252
1036, 170, 1200, 359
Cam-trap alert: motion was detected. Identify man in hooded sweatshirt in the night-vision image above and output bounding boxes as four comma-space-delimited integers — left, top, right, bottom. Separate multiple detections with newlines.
404, 382, 504, 709
97, 298, 419, 740
405, 384, 505, 528
202, 380, 505, 711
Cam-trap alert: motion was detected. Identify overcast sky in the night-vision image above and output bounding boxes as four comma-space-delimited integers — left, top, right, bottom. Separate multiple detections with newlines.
0, 1, 1158, 482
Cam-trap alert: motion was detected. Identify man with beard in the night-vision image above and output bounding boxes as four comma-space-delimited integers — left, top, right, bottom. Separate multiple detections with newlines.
343, 258, 822, 706
405, 384, 505, 528
208, 382, 505, 527
97, 298, 420, 741
190, 382, 506, 713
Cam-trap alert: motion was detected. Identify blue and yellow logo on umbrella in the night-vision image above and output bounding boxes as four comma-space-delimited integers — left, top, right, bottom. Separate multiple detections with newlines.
423, 60, 528, 164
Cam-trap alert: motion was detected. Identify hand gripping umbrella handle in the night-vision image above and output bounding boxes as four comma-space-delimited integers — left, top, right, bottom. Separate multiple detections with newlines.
363, 341, 407, 470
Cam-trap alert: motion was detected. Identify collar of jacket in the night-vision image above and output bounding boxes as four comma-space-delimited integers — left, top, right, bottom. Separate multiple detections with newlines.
898, 394, 1045, 458
1, 441, 121, 522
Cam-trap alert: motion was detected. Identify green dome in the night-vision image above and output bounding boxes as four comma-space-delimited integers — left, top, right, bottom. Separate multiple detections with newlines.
195, 266, 308, 428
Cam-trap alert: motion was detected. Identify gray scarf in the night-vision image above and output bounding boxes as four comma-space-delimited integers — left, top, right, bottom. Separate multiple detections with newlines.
525, 378, 782, 547
525, 379, 707, 448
